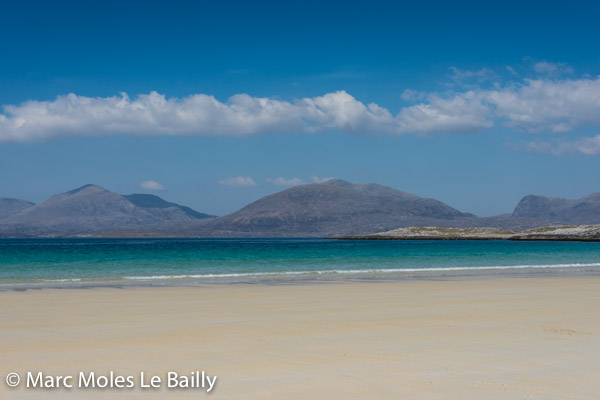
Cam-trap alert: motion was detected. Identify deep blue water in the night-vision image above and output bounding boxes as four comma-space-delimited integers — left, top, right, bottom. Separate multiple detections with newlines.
0, 238, 599, 285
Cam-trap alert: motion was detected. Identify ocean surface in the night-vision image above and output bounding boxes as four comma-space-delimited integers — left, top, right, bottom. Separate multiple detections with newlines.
1, 238, 599, 288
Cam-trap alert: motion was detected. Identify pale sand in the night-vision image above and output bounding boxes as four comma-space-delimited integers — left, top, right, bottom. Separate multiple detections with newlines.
1, 277, 599, 399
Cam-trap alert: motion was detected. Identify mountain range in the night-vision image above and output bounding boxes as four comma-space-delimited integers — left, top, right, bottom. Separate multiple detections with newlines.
1, 180, 598, 237
0, 184, 215, 237
512, 192, 600, 225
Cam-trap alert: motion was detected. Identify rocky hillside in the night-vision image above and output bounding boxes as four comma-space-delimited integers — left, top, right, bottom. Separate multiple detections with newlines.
0, 198, 35, 219
512, 192, 600, 224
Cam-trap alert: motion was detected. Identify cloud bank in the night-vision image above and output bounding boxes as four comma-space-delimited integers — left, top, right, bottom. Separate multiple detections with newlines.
518, 134, 600, 155
2, 74, 600, 149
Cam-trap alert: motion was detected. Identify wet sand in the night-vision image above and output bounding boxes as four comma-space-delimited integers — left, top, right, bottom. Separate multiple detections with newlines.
1, 276, 599, 399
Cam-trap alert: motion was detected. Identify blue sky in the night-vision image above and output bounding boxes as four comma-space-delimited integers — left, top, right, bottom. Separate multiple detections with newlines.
1, 0, 599, 216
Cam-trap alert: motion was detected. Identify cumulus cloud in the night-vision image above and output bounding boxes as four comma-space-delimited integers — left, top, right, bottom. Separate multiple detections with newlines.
396, 92, 493, 133
0, 88, 507, 141
481, 77, 600, 132
218, 176, 257, 187
310, 175, 335, 183
1, 71, 600, 146
140, 180, 165, 190
266, 177, 304, 186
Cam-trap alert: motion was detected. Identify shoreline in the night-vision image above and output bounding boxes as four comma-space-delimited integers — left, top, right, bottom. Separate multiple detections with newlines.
334, 235, 600, 241
2, 223, 600, 241
2, 262, 600, 291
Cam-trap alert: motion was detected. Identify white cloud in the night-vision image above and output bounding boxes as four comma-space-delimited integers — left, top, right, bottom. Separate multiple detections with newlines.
140, 180, 165, 190
396, 92, 493, 134
570, 135, 600, 155
0, 88, 497, 141
310, 175, 335, 183
1, 71, 600, 146
518, 135, 600, 156
481, 77, 600, 133
266, 177, 304, 187
533, 61, 574, 77
0, 91, 308, 142
218, 176, 257, 187
571, 135, 600, 155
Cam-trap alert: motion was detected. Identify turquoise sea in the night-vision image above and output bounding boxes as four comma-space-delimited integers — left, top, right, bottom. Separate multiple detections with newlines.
1, 238, 599, 288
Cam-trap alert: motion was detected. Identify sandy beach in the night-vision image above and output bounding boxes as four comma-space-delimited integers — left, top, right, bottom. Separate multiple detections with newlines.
1, 276, 599, 399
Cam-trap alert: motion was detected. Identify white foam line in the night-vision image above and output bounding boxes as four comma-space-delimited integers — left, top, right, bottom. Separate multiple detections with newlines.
123, 262, 600, 281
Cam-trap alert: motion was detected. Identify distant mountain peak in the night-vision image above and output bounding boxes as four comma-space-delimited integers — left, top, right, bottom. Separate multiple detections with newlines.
195, 180, 474, 237
124, 194, 216, 219
0, 197, 35, 219
320, 179, 352, 187
0, 197, 35, 205
316, 179, 416, 198
512, 192, 600, 224
64, 184, 107, 196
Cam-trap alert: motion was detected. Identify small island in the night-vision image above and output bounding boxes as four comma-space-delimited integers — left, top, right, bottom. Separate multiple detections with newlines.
334, 225, 600, 242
